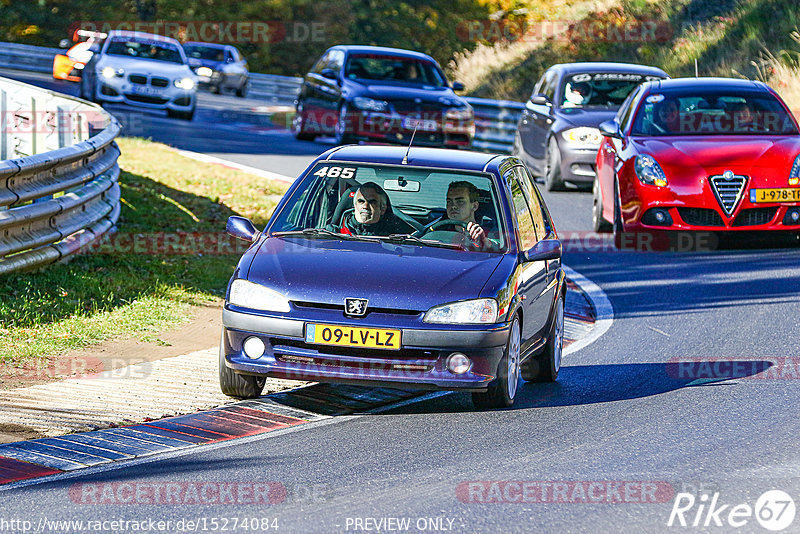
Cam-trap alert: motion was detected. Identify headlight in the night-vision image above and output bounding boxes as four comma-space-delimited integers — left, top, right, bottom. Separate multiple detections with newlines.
196, 67, 213, 77
634, 155, 668, 187
101, 66, 121, 79
174, 77, 196, 90
561, 127, 603, 147
790, 154, 800, 186
228, 280, 290, 312
445, 107, 473, 121
352, 97, 389, 112
424, 299, 498, 324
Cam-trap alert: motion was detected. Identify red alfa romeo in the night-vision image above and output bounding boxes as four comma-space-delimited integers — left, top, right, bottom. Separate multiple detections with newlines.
593, 77, 800, 245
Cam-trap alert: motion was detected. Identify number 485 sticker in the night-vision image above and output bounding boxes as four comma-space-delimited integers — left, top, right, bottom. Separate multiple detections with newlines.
313, 166, 356, 179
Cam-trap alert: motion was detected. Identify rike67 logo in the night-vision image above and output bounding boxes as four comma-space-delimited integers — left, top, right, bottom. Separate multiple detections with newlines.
668, 490, 796, 531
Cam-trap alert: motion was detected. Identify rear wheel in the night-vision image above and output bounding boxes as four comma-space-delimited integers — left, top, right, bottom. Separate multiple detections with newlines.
521, 292, 564, 382
219, 334, 266, 399
592, 177, 612, 233
473, 316, 521, 409
545, 137, 565, 191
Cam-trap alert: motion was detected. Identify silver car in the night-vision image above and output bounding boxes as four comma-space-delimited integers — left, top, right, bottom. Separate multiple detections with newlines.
80, 30, 197, 120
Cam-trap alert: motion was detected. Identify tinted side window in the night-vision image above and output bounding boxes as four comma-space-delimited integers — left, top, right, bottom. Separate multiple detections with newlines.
329, 50, 345, 73
311, 51, 331, 74
541, 71, 557, 102
514, 167, 548, 240
532, 73, 547, 98
507, 172, 537, 250
617, 87, 640, 131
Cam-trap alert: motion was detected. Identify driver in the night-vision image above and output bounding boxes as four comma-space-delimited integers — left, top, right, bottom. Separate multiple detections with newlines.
444, 181, 495, 251
340, 182, 413, 236
563, 81, 590, 107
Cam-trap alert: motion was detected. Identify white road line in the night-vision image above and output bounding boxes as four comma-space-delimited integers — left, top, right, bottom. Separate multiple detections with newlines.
562, 265, 614, 356
173, 149, 296, 183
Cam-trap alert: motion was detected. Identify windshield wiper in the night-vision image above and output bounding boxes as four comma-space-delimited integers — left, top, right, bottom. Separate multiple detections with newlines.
272, 228, 380, 242
382, 234, 463, 250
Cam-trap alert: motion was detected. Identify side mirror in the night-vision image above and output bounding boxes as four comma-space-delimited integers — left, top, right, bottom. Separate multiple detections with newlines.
227, 216, 259, 242
451, 81, 465, 92
320, 68, 338, 80
530, 95, 550, 106
599, 119, 623, 139
59, 39, 72, 49
523, 239, 562, 262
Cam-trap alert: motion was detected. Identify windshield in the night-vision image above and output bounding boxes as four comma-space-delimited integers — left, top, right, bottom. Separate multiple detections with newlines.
105, 37, 184, 64
344, 55, 447, 87
631, 90, 799, 136
269, 162, 507, 252
183, 45, 226, 62
561, 72, 663, 109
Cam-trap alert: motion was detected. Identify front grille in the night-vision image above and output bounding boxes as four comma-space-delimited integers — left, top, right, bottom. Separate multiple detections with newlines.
275, 354, 433, 373
292, 301, 421, 316
151, 77, 169, 87
677, 208, 725, 227
272, 338, 433, 360
732, 207, 778, 227
391, 100, 443, 114
129, 74, 147, 85
709, 174, 747, 215
125, 93, 169, 105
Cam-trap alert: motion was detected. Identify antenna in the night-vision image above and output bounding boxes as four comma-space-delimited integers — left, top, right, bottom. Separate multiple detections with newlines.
694, 58, 699, 77
401, 122, 419, 165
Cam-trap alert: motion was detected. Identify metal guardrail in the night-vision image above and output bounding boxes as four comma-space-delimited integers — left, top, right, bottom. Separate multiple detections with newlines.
0, 75, 121, 275
0, 41, 523, 153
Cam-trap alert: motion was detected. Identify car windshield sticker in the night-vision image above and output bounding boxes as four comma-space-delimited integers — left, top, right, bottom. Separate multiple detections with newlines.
592, 73, 644, 81
646, 94, 665, 104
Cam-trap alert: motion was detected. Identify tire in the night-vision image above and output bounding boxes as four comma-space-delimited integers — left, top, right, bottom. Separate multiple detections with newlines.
236, 79, 248, 98
545, 137, 565, 191
334, 103, 356, 145
218, 334, 266, 399
293, 102, 317, 141
521, 292, 564, 383
472, 316, 521, 409
592, 177, 612, 233
80, 77, 97, 103
612, 179, 626, 249
210, 83, 220, 94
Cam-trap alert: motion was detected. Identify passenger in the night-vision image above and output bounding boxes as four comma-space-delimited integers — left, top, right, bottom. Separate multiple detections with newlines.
732, 102, 756, 131
654, 99, 680, 134
340, 182, 413, 236
445, 181, 496, 251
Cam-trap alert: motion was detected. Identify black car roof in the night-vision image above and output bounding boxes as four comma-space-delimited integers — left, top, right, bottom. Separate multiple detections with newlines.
183, 42, 231, 50
644, 77, 768, 92
319, 145, 506, 174
330, 45, 436, 62
551, 61, 668, 77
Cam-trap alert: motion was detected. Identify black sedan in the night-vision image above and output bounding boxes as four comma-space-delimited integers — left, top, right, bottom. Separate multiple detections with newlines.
293, 45, 474, 149
183, 42, 249, 96
514, 62, 668, 191
220, 146, 565, 409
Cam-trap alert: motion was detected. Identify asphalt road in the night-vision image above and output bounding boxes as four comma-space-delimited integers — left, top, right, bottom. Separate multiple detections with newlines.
3, 68, 800, 533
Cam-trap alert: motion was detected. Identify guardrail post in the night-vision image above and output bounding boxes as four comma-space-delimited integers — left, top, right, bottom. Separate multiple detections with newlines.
0, 87, 6, 161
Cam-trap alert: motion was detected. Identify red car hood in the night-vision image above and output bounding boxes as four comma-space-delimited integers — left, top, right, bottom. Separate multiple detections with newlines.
632, 136, 800, 180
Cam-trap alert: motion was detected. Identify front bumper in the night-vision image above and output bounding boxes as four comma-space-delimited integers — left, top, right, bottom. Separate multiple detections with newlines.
96, 78, 196, 111
221, 307, 509, 391
559, 143, 600, 185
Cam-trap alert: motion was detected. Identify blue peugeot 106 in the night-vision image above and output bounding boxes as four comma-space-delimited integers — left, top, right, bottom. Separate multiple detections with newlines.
221, 145, 565, 409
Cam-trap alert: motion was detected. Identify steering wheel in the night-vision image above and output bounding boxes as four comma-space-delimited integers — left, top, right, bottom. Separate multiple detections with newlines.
416, 219, 469, 236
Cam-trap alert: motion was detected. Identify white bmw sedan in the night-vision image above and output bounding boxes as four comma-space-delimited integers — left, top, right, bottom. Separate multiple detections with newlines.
80, 30, 197, 120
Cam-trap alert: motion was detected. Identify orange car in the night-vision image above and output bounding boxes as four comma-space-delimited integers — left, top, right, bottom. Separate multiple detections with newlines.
53, 30, 106, 82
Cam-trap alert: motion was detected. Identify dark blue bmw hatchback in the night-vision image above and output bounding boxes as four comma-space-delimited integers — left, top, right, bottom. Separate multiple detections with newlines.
221, 146, 565, 408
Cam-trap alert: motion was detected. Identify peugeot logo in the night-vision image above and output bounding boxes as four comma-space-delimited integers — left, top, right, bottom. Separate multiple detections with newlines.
345, 298, 368, 317
722, 170, 735, 180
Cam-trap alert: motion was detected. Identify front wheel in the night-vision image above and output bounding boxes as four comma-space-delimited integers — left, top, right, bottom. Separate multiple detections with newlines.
236, 80, 248, 97
219, 334, 266, 399
592, 177, 612, 233
334, 103, 356, 145
545, 137, 565, 191
167, 107, 195, 121
473, 316, 521, 409
521, 292, 564, 382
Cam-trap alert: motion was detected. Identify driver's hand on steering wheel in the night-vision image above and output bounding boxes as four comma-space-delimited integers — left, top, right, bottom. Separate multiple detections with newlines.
467, 221, 487, 248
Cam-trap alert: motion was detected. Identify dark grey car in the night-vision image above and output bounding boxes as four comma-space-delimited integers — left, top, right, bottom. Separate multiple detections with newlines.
513, 62, 668, 191
183, 42, 249, 97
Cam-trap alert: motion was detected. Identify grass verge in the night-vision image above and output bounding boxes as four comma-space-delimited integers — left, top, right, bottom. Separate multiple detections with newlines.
0, 137, 288, 368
